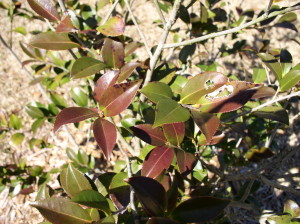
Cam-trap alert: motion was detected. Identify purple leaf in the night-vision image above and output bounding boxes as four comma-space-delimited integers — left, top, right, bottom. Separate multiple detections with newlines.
94, 70, 119, 102
118, 62, 141, 83
130, 124, 166, 146
102, 38, 125, 69
163, 122, 185, 146
97, 16, 125, 37
27, 0, 61, 22
56, 15, 74, 33
176, 149, 196, 175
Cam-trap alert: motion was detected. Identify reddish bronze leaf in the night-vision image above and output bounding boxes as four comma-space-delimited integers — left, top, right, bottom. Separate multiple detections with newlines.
198, 132, 225, 145
163, 122, 185, 146
56, 15, 74, 33
99, 79, 142, 117
93, 118, 117, 160
176, 149, 196, 175
28, 0, 61, 22
94, 70, 119, 102
130, 124, 166, 146
97, 16, 125, 37
118, 62, 141, 83
102, 38, 125, 69
198, 81, 262, 113
251, 86, 276, 99
191, 110, 220, 143
142, 146, 174, 178
54, 107, 99, 132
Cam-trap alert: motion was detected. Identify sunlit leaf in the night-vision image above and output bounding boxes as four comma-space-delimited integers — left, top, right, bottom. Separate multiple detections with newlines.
251, 86, 275, 99
14, 26, 27, 35
72, 190, 110, 213
258, 53, 282, 80
71, 87, 88, 107
163, 122, 185, 146
126, 176, 167, 217
9, 114, 22, 130
109, 172, 130, 210
94, 70, 119, 102
198, 132, 224, 145
252, 67, 267, 83
118, 62, 141, 82
142, 146, 174, 178
171, 197, 230, 223
191, 110, 220, 143
180, 72, 228, 104
31, 198, 92, 224
10, 133, 25, 146
284, 200, 300, 218
198, 81, 262, 113
176, 149, 196, 175
60, 163, 92, 198
56, 15, 74, 33
93, 118, 117, 160
130, 124, 166, 146
154, 99, 190, 127
279, 70, 300, 91
252, 106, 289, 125
102, 38, 124, 69
140, 82, 173, 104
30, 32, 80, 50
97, 16, 125, 37
99, 79, 142, 117
54, 107, 98, 132
71, 57, 106, 79
27, 0, 60, 22
244, 147, 274, 162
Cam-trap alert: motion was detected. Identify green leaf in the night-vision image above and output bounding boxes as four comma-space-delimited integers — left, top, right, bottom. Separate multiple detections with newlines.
36, 184, 52, 201
284, 200, 300, 218
13, 26, 27, 35
50, 93, 67, 109
140, 82, 173, 104
97, 16, 125, 37
153, 99, 190, 127
279, 70, 300, 91
30, 32, 80, 50
25, 102, 47, 119
170, 75, 188, 94
71, 57, 106, 79
126, 176, 167, 217
171, 197, 230, 223
162, 122, 185, 146
258, 53, 282, 80
278, 12, 297, 23
72, 190, 110, 213
10, 133, 25, 146
31, 198, 92, 224
27, 0, 61, 22
102, 38, 124, 69
109, 172, 130, 210
253, 67, 267, 83
60, 163, 92, 198
180, 72, 228, 104
31, 118, 46, 133
71, 87, 88, 107
253, 106, 289, 125
9, 114, 22, 130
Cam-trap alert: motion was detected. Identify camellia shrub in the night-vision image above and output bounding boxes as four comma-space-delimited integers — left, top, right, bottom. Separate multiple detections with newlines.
1, 0, 300, 223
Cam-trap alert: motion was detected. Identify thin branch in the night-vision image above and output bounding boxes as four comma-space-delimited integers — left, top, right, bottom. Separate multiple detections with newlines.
266, 0, 273, 15
57, 0, 68, 15
240, 179, 254, 202
153, 0, 166, 27
124, 0, 153, 58
163, 4, 300, 49
101, 0, 120, 25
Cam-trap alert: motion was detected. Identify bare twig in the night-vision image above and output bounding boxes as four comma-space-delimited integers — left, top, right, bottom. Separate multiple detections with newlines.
266, 0, 273, 15
163, 4, 300, 48
153, 0, 166, 27
240, 180, 254, 202
101, 0, 120, 25
124, 0, 152, 58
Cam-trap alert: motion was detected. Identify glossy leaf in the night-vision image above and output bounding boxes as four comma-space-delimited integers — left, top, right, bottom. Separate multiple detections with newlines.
147, 217, 179, 224
50, 93, 67, 108
109, 172, 130, 210
154, 99, 190, 127
176, 150, 196, 175
140, 82, 173, 104
27, 0, 60, 22
142, 146, 174, 178
180, 72, 228, 104
71, 87, 88, 107
56, 15, 74, 33
191, 110, 220, 143
130, 124, 166, 146
94, 70, 119, 103
279, 70, 300, 91
71, 57, 106, 79
163, 122, 185, 146
253, 106, 289, 125
171, 197, 230, 223
170, 75, 188, 94
102, 38, 124, 69
30, 32, 80, 50
118, 62, 141, 82
253, 67, 267, 83
126, 176, 167, 217
54, 107, 98, 132
198, 81, 262, 113
93, 118, 117, 160
97, 16, 125, 37
72, 190, 110, 213
251, 86, 276, 99
31, 198, 92, 224
198, 132, 224, 145
60, 163, 92, 198
99, 79, 142, 117
258, 53, 282, 80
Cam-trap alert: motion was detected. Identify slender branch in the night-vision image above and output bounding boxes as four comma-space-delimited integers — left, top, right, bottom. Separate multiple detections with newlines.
101, 0, 120, 25
163, 4, 300, 48
266, 0, 273, 15
124, 0, 152, 58
153, 0, 166, 27
57, 0, 68, 15
240, 180, 254, 202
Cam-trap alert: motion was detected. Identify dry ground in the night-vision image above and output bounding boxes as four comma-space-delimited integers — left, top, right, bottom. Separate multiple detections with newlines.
0, 0, 300, 223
